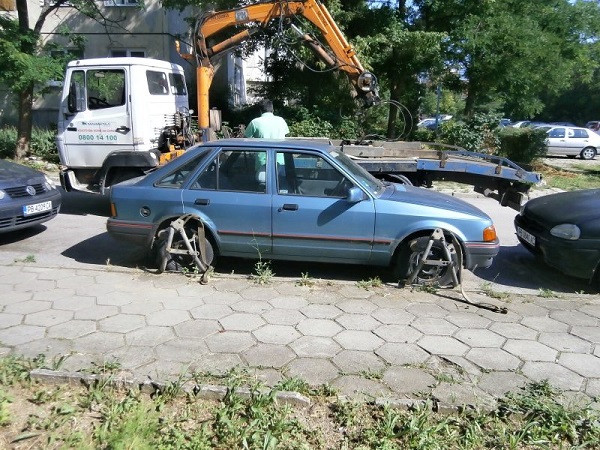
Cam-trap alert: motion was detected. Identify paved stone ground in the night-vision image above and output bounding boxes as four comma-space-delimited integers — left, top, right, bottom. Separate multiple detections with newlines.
1, 262, 599, 410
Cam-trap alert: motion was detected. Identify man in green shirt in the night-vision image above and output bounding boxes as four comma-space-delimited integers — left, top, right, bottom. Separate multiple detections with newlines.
244, 99, 289, 139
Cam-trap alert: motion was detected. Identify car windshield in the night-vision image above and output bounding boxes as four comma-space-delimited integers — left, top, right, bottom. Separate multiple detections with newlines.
329, 150, 385, 196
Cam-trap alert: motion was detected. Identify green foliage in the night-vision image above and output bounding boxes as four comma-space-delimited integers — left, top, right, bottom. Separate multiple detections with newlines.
497, 127, 547, 165
438, 113, 502, 152
0, 127, 59, 162
286, 106, 360, 139
288, 115, 333, 139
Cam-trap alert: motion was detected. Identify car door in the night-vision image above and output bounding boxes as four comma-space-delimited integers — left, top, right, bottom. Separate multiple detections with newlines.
563, 127, 586, 156
546, 127, 566, 156
61, 67, 133, 168
181, 148, 272, 258
271, 150, 376, 262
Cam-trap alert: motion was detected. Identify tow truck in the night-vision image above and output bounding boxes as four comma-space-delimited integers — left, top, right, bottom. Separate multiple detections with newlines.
56, 0, 540, 209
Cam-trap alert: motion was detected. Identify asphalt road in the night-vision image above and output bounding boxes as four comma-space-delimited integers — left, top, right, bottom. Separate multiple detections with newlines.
0, 188, 596, 296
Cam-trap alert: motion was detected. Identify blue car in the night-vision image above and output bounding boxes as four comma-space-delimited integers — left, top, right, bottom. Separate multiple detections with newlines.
107, 139, 499, 285
0, 159, 62, 233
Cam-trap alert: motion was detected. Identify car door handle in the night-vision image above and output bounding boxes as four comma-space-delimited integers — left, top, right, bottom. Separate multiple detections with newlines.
280, 203, 298, 211
195, 199, 210, 206
115, 126, 130, 133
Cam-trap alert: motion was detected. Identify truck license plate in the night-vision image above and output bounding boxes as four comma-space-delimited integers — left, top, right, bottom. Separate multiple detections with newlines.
23, 201, 52, 216
516, 226, 536, 246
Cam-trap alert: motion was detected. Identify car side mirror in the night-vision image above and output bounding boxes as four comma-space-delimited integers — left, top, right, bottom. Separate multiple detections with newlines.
347, 186, 364, 203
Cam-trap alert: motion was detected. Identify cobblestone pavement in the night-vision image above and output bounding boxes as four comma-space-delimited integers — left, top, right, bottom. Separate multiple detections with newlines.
1, 262, 599, 410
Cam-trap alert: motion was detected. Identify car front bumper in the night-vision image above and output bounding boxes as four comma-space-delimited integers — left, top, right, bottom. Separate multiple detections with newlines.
0, 191, 62, 233
464, 240, 499, 270
514, 215, 600, 281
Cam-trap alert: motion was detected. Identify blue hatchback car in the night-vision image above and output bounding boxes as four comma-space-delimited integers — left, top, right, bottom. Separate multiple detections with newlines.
107, 139, 499, 285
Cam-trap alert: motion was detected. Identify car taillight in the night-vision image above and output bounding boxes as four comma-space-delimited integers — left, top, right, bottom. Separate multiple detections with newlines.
483, 225, 497, 242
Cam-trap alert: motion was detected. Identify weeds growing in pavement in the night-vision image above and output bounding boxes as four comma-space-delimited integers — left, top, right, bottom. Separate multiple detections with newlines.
1, 355, 599, 449
357, 276, 383, 290
414, 282, 440, 294
296, 272, 315, 287
479, 281, 510, 299
538, 287, 562, 298
252, 259, 274, 284
14, 254, 36, 263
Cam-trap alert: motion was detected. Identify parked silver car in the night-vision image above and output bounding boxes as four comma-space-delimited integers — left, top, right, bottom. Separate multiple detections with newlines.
545, 126, 600, 160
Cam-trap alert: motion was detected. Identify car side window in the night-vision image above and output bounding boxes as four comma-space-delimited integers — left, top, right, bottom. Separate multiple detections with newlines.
193, 149, 267, 193
549, 128, 565, 138
277, 152, 352, 197
155, 157, 202, 189
572, 129, 589, 139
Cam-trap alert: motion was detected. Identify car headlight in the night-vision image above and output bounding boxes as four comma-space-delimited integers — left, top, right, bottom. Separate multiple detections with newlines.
550, 223, 580, 240
44, 175, 57, 191
0, 189, 5, 200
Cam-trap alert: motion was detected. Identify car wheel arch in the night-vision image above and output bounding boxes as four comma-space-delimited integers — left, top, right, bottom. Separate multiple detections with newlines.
580, 147, 596, 160
391, 229, 464, 286
153, 214, 220, 256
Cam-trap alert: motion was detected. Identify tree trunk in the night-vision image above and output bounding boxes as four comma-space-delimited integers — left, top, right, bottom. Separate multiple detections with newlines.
15, 83, 34, 161
386, 81, 403, 139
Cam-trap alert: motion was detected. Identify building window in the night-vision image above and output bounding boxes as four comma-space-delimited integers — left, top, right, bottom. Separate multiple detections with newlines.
110, 50, 145, 58
103, 0, 139, 6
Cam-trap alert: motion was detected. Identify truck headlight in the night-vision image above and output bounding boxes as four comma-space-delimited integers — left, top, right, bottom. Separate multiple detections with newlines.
550, 224, 580, 240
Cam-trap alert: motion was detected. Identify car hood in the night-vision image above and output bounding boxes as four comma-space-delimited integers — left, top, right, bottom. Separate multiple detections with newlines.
524, 189, 600, 236
0, 159, 45, 186
384, 183, 489, 218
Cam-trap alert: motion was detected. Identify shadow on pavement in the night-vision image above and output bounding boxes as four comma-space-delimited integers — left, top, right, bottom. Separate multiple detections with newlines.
0, 225, 48, 245
472, 243, 597, 294
61, 232, 151, 269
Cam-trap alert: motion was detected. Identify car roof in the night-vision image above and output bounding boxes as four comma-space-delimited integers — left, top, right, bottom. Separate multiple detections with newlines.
200, 138, 334, 151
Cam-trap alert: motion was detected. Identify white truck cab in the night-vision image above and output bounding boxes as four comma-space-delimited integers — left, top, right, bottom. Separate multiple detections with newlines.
57, 57, 192, 194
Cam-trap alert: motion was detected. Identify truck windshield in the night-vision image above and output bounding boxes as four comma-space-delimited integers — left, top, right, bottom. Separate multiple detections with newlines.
86, 69, 126, 110
330, 150, 385, 196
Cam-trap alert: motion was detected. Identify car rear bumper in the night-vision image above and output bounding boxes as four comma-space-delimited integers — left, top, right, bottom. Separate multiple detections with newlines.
106, 219, 154, 246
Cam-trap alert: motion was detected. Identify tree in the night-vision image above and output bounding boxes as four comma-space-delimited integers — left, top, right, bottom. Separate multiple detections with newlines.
0, 0, 127, 160
412, 0, 600, 119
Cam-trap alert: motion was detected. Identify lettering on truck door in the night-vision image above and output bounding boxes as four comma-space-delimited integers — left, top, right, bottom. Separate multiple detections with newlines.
63, 68, 133, 168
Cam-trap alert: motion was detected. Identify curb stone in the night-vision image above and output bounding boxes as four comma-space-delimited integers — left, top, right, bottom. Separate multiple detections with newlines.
29, 368, 311, 408
30, 368, 499, 415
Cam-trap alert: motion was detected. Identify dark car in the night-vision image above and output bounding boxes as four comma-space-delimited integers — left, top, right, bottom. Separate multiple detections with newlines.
515, 189, 600, 287
0, 159, 62, 233
107, 139, 499, 286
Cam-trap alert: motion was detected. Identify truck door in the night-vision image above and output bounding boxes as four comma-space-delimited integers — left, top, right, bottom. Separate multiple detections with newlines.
60, 67, 133, 168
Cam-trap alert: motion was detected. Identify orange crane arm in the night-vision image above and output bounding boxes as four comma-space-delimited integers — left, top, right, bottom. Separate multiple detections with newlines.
179, 0, 379, 137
